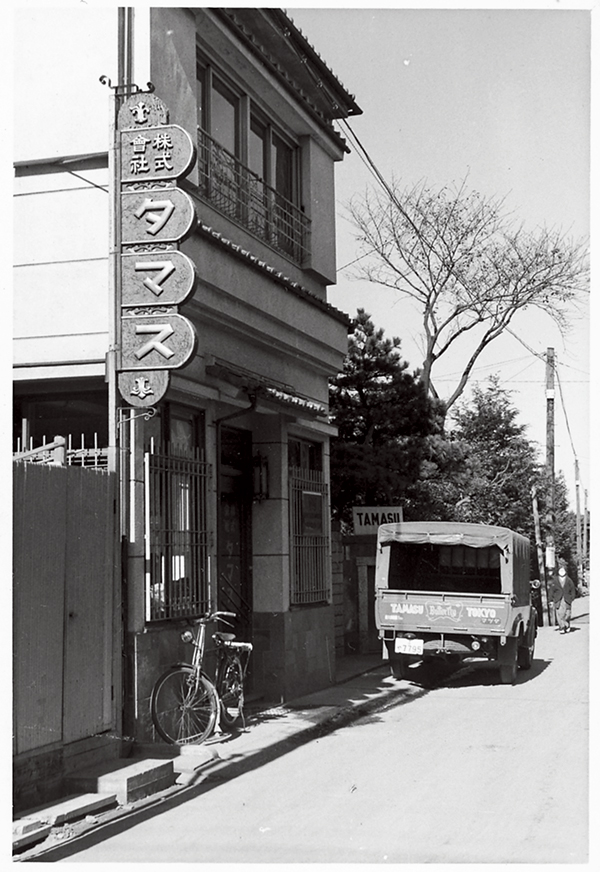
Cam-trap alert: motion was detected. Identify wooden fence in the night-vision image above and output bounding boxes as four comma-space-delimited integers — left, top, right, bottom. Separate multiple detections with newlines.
13, 461, 117, 760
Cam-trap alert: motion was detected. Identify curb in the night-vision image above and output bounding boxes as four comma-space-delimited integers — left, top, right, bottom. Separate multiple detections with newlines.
15, 666, 401, 862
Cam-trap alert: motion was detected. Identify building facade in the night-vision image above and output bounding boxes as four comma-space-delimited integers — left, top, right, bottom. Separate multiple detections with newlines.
14, 7, 361, 744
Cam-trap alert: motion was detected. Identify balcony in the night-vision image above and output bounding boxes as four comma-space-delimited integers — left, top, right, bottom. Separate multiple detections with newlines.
197, 128, 311, 265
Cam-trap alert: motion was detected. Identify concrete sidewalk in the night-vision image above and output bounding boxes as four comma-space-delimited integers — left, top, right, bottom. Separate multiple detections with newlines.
13, 597, 590, 861
13, 652, 398, 860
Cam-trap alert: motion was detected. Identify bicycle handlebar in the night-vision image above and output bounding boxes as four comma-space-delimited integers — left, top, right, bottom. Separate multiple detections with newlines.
192, 610, 237, 623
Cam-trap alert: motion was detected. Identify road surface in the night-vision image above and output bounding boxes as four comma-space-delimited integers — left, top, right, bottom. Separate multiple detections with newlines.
63, 601, 589, 863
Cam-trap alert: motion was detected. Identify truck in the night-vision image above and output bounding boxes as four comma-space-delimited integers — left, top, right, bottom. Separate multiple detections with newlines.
374, 521, 538, 684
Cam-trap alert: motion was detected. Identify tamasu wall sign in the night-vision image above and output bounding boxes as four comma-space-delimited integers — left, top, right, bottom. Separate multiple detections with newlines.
116, 92, 198, 407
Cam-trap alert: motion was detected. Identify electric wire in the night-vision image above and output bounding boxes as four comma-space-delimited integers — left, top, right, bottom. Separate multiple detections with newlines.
282, 18, 589, 494
555, 363, 579, 463
65, 171, 109, 194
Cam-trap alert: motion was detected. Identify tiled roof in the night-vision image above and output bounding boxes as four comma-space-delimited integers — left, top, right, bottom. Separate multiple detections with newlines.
280, 9, 360, 112
263, 386, 327, 417
212, 8, 361, 153
196, 220, 351, 327
206, 359, 328, 419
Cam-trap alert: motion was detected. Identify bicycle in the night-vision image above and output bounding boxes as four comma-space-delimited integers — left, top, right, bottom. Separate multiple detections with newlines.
150, 610, 253, 745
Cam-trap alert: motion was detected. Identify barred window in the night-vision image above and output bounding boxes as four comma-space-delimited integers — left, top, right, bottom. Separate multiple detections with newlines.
289, 439, 329, 605
144, 448, 211, 621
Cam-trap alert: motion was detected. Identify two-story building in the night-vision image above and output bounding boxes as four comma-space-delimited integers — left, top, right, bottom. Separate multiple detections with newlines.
13, 7, 361, 744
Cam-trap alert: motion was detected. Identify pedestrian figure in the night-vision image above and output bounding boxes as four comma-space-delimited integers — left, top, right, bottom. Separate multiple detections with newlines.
551, 560, 577, 633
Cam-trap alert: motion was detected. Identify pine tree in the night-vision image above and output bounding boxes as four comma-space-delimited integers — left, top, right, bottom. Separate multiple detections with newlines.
329, 309, 439, 525
449, 376, 541, 533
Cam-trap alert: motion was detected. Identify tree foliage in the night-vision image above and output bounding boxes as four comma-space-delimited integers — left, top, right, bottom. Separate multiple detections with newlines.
329, 309, 439, 524
449, 377, 541, 533
330, 311, 579, 576
403, 376, 578, 576
348, 178, 589, 410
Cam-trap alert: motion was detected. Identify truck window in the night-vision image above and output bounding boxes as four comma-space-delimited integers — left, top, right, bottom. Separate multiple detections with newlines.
387, 542, 501, 594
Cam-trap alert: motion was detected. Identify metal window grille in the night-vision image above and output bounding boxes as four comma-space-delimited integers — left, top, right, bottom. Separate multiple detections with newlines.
145, 448, 211, 621
289, 466, 330, 605
197, 128, 311, 265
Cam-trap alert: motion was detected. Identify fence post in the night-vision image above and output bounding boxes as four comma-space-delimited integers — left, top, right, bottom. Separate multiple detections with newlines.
52, 436, 66, 467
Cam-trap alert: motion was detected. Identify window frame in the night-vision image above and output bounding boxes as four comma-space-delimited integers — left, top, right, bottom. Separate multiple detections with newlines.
197, 51, 301, 207
288, 437, 330, 607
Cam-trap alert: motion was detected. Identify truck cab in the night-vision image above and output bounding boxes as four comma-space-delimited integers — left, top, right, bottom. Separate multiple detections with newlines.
374, 521, 537, 684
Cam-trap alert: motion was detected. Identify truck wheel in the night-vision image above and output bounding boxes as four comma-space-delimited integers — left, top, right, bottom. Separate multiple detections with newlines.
390, 656, 409, 680
499, 661, 517, 684
518, 623, 536, 670
498, 638, 518, 685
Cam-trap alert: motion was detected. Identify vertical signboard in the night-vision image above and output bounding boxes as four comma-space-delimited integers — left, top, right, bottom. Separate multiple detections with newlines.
116, 93, 198, 407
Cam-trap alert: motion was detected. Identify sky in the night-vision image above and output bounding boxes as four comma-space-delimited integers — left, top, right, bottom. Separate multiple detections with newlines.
287, 2, 593, 511
6, 1, 593, 510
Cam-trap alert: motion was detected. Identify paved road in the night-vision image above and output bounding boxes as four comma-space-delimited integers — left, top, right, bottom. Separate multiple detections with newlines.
63, 600, 589, 863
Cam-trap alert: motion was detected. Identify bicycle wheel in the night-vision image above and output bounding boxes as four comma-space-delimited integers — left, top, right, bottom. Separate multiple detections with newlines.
151, 666, 218, 745
216, 655, 244, 728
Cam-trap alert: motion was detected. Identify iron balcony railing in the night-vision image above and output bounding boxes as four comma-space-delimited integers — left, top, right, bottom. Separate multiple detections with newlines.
197, 128, 311, 265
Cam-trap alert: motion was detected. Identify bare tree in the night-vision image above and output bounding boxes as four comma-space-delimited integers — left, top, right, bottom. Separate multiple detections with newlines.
347, 178, 589, 410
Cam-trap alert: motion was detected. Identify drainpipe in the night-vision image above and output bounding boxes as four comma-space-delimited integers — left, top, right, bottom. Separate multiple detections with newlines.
214, 390, 259, 428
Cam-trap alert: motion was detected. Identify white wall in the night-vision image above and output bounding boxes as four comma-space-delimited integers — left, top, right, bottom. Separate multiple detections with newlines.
13, 6, 151, 376
14, 6, 150, 161
14, 7, 118, 161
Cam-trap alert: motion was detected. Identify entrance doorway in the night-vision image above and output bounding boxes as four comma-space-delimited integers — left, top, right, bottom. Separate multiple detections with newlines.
218, 426, 253, 641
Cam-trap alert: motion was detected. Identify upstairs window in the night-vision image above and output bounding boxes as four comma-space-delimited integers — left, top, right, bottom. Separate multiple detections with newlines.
210, 78, 238, 157
197, 54, 310, 264
249, 115, 267, 180
273, 132, 295, 204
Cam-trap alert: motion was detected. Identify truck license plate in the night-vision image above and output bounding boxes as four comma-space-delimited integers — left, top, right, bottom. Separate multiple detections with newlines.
395, 637, 424, 655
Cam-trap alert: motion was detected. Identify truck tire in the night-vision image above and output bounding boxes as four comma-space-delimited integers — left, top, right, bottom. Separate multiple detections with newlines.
498, 638, 518, 685
499, 660, 517, 684
518, 617, 536, 670
390, 656, 409, 680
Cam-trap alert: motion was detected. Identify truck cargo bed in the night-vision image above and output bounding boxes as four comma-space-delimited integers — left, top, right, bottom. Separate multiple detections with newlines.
375, 589, 511, 635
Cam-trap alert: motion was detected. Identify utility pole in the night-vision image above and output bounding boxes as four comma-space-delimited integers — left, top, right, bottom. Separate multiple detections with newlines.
531, 486, 548, 625
545, 348, 556, 624
107, 7, 134, 473
575, 459, 583, 590
103, 4, 135, 741
583, 489, 589, 589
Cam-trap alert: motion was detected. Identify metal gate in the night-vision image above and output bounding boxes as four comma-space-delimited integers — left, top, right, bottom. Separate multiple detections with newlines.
144, 448, 211, 621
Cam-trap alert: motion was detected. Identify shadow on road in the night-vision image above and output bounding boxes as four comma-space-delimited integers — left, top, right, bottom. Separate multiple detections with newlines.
33, 676, 430, 861
442, 657, 551, 688
395, 656, 552, 691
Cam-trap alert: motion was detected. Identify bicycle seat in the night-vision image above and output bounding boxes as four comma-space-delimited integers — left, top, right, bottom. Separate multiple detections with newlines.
213, 632, 236, 643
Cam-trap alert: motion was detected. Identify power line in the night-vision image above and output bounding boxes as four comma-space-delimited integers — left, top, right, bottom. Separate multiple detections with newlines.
505, 328, 546, 363
555, 362, 579, 464
337, 250, 373, 271
66, 170, 109, 195
502, 359, 538, 384
274, 19, 408, 225
431, 356, 533, 381
279, 20, 589, 491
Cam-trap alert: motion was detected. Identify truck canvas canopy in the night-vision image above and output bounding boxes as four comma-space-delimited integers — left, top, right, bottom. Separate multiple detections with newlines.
376, 521, 530, 604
